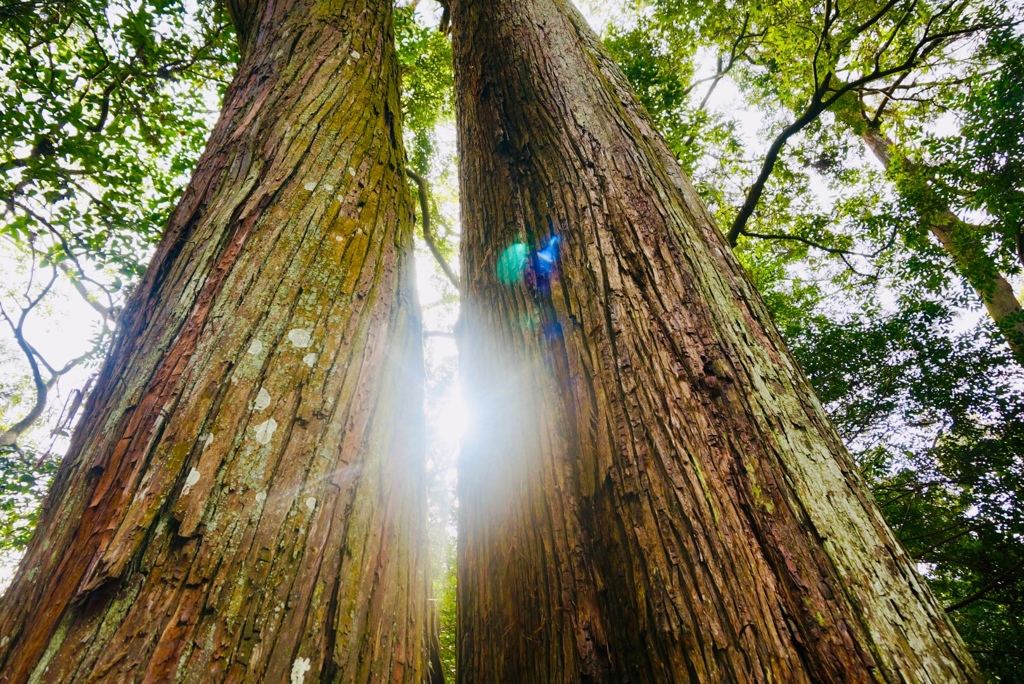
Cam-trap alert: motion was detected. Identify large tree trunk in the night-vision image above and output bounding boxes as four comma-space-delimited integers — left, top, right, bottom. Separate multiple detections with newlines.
0, 0, 439, 681
450, 0, 980, 681
861, 125, 1024, 367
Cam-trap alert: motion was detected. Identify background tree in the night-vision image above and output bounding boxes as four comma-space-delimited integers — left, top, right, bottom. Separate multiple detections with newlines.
0, 0, 441, 680
451, 0, 978, 680
606, 0, 1024, 363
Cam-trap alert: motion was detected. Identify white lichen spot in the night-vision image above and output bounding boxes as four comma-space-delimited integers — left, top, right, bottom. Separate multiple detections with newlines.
255, 491, 267, 504
290, 657, 311, 684
202, 433, 214, 449
350, 50, 361, 60
347, 167, 356, 176
288, 328, 313, 348
334, 235, 344, 241
254, 418, 278, 445
254, 387, 272, 411
182, 468, 201, 496
323, 183, 335, 192
303, 180, 317, 191
247, 339, 263, 356
303, 353, 317, 368
305, 497, 316, 512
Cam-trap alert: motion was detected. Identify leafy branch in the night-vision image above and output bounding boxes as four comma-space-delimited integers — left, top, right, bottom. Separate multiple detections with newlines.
726, 0, 1006, 246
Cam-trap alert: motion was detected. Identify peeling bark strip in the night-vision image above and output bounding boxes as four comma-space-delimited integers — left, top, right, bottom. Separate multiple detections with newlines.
451, 0, 980, 682
0, 1, 438, 682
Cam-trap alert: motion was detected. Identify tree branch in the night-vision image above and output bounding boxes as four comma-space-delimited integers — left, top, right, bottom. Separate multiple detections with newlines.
945, 556, 1024, 613
0, 269, 58, 448
406, 168, 459, 290
56, 261, 115, 320
727, 2, 997, 247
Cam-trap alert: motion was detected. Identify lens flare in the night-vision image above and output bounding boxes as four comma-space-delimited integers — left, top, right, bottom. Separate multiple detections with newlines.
496, 242, 529, 284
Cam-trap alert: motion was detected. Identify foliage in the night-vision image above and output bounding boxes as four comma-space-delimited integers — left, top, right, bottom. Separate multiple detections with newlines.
433, 535, 457, 681
395, 2, 454, 175
0, 0, 235, 448
0, 445, 58, 566
929, 28, 1024, 279
804, 304, 1024, 680
0, 0, 235, 278
395, 3, 460, 298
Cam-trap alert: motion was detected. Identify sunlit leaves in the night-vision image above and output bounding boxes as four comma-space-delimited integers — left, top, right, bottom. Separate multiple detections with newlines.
0, 447, 57, 563
395, 3, 453, 174
0, 0, 235, 284
0, 0, 234, 561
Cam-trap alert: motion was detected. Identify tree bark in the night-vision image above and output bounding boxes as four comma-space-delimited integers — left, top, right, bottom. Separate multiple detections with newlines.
861, 125, 1024, 368
0, 0, 439, 682
450, 0, 980, 681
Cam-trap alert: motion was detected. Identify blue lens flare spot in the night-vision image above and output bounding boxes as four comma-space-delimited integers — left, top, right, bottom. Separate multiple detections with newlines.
497, 242, 529, 284
534, 235, 560, 277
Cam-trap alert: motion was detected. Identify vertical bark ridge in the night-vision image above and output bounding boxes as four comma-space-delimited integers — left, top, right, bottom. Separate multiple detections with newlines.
0, 1, 437, 682
451, 0, 980, 682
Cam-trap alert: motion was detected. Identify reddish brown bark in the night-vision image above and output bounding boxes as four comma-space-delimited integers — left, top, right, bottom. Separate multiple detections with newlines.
450, 0, 980, 681
0, 0, 439, 681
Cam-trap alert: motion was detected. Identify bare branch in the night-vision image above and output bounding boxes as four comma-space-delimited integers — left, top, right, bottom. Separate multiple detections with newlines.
7, 200, 117, 318
684, 16, 750, 147
736, 228, 877, 279
737, 228, 873, 258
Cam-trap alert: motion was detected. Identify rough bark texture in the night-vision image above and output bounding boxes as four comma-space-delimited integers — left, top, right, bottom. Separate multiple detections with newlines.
0, 0, 439, 681
451, 0, 981, 681
862, 126, 1024, 368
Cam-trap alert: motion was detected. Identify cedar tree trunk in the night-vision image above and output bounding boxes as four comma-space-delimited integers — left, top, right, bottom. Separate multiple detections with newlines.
0, 0, 439, 681
450, 0, 981, 681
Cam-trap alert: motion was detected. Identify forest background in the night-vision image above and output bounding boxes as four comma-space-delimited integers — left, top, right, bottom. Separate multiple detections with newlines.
0, 0, 1021, 680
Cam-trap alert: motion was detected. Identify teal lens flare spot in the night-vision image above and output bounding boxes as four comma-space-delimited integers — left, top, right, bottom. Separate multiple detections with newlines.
496, 242, 529, 284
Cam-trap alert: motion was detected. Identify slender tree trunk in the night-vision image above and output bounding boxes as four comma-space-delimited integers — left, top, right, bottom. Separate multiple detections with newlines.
0, 1, 439, 682
450, 0, 980, 681
861, 126, 1024, 367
